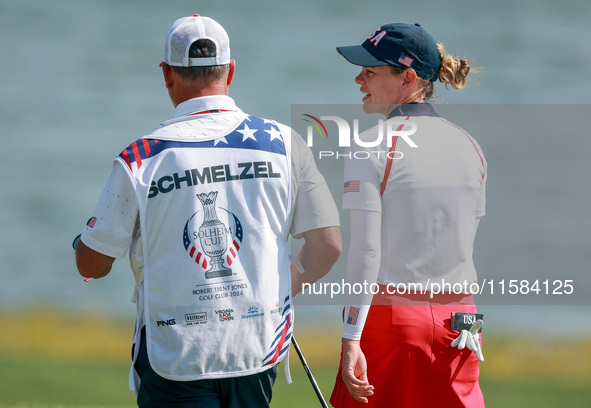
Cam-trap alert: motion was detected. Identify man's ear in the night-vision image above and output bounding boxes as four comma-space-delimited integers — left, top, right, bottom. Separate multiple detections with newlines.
161, 62, 175, 89
227, 59, 236, 86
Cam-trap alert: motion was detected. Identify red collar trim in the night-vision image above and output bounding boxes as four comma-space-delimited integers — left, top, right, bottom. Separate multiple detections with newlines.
187, 109, 232, 116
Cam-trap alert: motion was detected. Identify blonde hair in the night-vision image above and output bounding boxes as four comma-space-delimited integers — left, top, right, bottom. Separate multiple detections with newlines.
437, 43, 471, 90
392, 44, 472, 101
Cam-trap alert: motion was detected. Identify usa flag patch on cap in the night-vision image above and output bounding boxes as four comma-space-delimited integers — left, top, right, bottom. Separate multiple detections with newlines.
398, 52, 414, 67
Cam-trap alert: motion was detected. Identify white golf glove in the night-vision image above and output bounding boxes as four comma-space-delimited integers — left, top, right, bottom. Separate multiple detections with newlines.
451, 319, 484, 362
289, 254, 305, 273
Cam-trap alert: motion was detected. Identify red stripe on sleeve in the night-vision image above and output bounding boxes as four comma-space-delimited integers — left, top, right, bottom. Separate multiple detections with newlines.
131, 142, 142, 169
142, 139, 151, 157
121, 149, 132, 170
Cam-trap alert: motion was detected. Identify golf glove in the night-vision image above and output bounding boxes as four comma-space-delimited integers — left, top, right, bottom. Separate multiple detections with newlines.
451, 319, 484, 361
289, 254, 305, 273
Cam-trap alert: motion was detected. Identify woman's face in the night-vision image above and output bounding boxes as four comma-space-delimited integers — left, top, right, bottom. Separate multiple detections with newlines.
354, 66, 407, 116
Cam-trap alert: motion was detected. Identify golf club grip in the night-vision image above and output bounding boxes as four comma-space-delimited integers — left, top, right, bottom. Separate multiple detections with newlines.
291, 336, 329, 408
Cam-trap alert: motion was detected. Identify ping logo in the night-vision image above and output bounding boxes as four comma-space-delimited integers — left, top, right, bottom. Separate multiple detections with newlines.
156, 319, 176, 327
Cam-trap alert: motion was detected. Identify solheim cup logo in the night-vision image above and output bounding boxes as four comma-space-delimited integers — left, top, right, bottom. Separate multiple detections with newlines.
183, 191, 244, 279
197, 192, 231, 278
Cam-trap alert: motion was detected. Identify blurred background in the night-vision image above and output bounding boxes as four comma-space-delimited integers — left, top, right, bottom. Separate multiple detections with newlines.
1, 0, 590, 406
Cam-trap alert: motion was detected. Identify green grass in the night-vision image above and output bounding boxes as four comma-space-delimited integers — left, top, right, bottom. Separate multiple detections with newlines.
480, 376, 591, 407
0, 354, 333, 408
277, 367, 591, 408
2, 359, 591, 408
0, 355, 134, 407
1, 309, 590, 408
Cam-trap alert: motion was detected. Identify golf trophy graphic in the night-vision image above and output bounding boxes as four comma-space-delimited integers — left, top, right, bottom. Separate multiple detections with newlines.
197, 191, 232, 278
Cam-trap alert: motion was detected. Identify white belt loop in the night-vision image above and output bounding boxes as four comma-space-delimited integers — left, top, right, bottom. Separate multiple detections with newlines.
284, 345, 292, 384
284, 306, 294, 384
129, 283, 144, 394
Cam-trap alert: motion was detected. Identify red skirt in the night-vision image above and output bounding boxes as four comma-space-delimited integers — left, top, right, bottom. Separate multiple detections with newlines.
330, 289, 484, 408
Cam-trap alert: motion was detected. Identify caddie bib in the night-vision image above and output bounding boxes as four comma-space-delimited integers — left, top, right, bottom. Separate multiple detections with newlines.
119, 113, 293, 381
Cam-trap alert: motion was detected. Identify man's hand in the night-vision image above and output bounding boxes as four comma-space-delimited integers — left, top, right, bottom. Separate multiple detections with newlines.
451, 319, 484, 361
341, 338, 374, 403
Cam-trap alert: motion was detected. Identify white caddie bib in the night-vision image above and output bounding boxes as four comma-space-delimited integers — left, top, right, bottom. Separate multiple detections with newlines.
119, 113, 293, 381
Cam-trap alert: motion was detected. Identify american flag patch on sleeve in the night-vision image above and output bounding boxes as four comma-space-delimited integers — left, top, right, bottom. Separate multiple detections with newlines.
344, 180, 360, 193
347, 306, 360, 325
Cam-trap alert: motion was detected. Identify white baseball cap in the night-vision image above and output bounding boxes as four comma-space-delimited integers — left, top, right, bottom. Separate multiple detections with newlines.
163, 14, 231, 67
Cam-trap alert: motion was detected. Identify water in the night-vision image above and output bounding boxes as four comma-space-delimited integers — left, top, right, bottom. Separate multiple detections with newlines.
1, 0, 590, 336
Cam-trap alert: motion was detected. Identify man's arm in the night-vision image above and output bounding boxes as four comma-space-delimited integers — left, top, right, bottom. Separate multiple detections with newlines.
76, 240, 116, 279
291, 226, 342, 297
74, 163, 138, 280
286, 126, 342, 294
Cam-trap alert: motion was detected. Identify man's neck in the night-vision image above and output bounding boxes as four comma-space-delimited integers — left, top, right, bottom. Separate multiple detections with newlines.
173, 83, 229, 107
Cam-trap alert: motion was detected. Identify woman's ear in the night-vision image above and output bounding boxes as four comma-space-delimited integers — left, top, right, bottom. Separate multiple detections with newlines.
401, 68, 418, 90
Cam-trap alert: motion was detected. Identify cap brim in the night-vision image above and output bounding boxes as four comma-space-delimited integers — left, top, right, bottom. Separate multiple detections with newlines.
336, 45, 390, 67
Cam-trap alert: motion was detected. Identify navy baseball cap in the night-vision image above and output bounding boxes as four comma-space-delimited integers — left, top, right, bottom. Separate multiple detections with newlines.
337, 23, 442, 82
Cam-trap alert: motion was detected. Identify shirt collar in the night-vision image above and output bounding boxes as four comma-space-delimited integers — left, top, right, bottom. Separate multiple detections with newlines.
173, 95, 240, 118
387, 102, 439, 119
